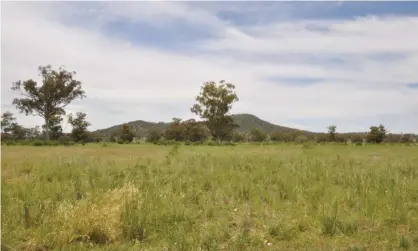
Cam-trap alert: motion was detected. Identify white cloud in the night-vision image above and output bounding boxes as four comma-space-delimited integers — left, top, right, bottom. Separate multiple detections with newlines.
1, 2, 417, 133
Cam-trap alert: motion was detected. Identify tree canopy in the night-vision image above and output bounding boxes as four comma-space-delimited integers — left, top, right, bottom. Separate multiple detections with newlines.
11, 65, 85, 140
68, 112, 90, 143
191, 80, 239, 141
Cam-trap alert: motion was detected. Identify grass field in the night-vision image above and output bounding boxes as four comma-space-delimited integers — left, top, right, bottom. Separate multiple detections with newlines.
1, 143, 418, 251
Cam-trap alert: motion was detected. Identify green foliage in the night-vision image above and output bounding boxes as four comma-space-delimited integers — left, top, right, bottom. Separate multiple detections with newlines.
270, 131, 295, 142
367, 124, 387, 143
294, 135, 309, 144
183, 119, 209, 142
31, 140, 46, 146
231, 131, 245, 142
26, 126, 41, 139
146, 128, 162, 143
350, 134, 365, 144
42, 115, 63, 140
120, 123, 135, 143
191, 80, 239, 140
0, 112, 31, 140
1, 111, 16, 134
268, 223, 297, 241
165, 118, 186, 141
164, 118, 209, 143
68, 112, 90, 143
399, 236, 410, 250
8, 123, 28, 140
327, 125, 337, 142
11, 65, 85, 140
250, 128, 267, 142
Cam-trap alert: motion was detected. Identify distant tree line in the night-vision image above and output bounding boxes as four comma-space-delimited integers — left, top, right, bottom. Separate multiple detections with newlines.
1, 65, 417, 146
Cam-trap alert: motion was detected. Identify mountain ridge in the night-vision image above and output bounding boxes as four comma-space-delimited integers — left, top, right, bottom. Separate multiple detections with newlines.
93, 113, 308, 137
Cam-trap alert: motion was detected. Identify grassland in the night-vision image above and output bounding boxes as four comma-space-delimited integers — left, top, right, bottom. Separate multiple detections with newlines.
1, 143, 418, 251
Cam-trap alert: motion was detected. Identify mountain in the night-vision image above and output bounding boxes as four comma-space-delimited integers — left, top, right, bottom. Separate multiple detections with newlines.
93, 113, 310, 137
231, 114, 310, 134
93, 120, 170, 138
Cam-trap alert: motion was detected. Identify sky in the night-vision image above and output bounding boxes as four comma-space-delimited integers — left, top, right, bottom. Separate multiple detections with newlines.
1, 1, 418, 133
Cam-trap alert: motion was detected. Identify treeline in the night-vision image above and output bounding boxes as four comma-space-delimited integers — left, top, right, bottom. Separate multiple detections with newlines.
1, 111, 100, 145
104, 121, 416, 145
1, 64, 416, 146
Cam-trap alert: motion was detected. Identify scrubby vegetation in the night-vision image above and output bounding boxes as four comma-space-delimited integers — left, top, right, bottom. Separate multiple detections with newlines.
2, 144, 418, 250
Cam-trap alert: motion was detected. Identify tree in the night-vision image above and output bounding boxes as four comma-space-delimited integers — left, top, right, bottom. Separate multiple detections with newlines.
165, 118, 186, 141
250, 128, 267, 142
68, 112, 90, 142
120, 123, 135, 143
191, 80, 239, 141
327, 125, 337, 142
315, 133, 329, 143
9, 123, 28, 140
146, 128, 162, 143
350, 133, 365, 144
399, 133, 414, 143
1, 111, 16, 135
183, 119, 209, 142
232, 131, 245, 142
367, 124, 386, 143
294, 135, 309, 144
11, 65, 85, 140
27, 126, 41, 139
42, 115, 63, 140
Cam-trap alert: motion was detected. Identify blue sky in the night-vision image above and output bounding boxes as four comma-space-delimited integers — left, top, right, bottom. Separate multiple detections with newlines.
2, 1, 418, 133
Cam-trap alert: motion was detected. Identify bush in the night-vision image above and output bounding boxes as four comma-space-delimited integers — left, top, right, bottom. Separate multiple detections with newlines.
250, 128, 267, 142
58, 135, 72, 145
1, 140, 17, 146
146, 129, 162, 144
62, 141, 75, 146
294, 135, 309, 144
32, 140, 47, 146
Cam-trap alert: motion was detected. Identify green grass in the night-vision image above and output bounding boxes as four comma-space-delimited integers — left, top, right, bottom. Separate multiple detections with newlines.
1, 143, 418, 250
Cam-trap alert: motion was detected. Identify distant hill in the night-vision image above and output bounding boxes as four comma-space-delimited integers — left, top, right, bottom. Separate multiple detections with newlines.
93, 113, 311, 137
231, 114, 310, 134
93, 120, 170, 138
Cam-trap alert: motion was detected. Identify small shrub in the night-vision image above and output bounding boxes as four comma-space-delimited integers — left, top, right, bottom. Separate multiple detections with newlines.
322, 216, 358, 236
32, 140, 46, 146
400, 236, 410, 250
297, 221, 309, 232
206, 140, 216, 146
63, 141, 75, 146
268, 223, 297, 241
49, 141, 60, 146
1, 140, 16, 146
294, 135, 309, 144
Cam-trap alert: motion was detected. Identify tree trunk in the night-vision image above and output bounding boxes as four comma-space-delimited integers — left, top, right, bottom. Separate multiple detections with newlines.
44, 116, 50, 141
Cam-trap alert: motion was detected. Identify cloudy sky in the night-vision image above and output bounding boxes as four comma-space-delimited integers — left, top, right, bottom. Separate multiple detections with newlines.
1, 1, 418, 133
